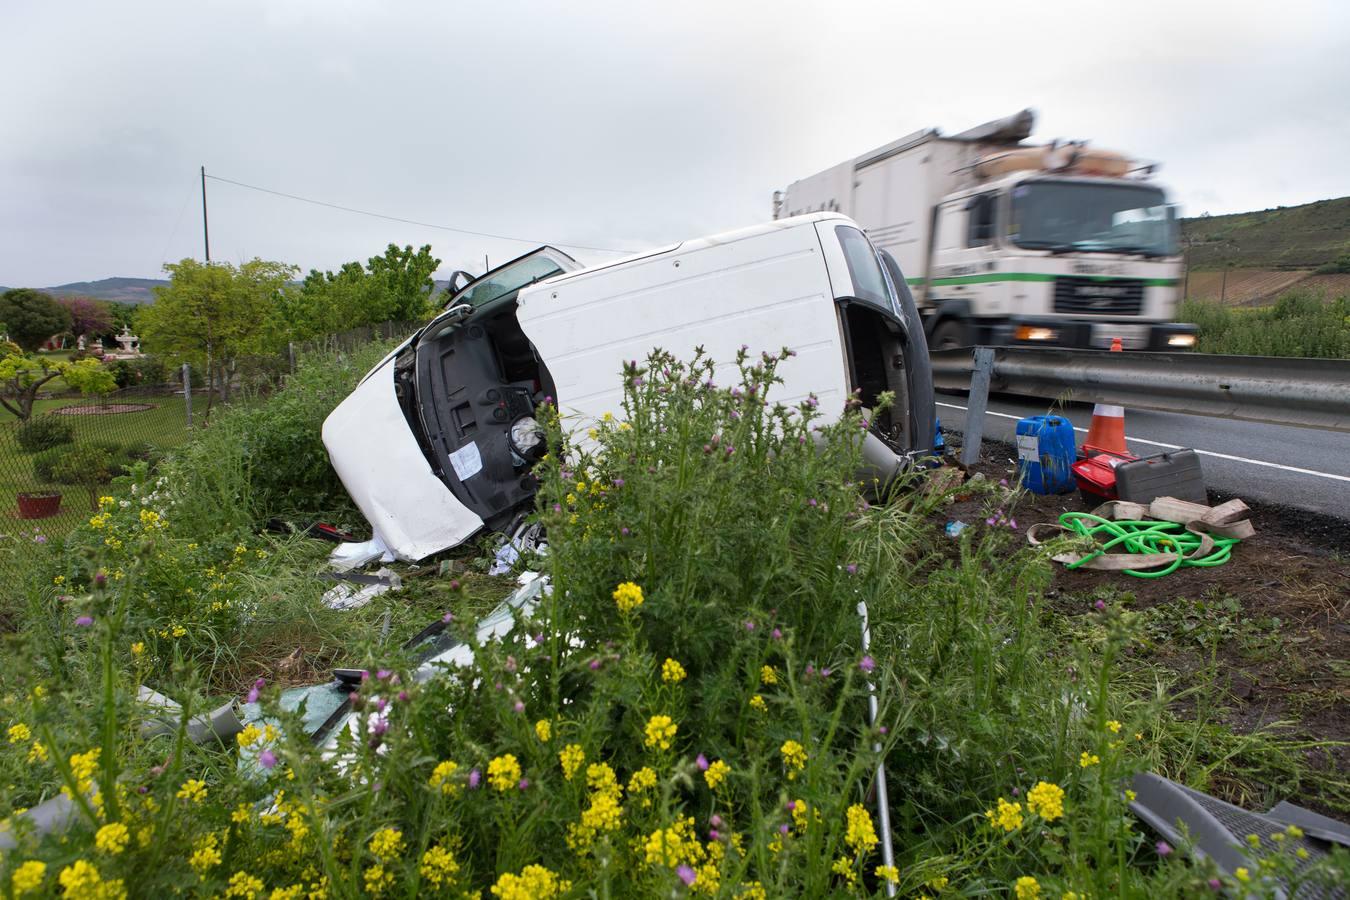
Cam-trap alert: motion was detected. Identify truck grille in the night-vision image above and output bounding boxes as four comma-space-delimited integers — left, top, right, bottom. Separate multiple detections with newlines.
1053, 277, 1144, 315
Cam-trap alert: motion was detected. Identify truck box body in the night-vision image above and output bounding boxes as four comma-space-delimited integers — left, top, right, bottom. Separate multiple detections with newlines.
776, 112, 1197, 351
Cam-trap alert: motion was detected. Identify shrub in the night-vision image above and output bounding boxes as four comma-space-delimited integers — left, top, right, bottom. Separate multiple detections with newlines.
106, 355, 168, 388
31, 444, 72, 482
49, 444, 113, 486
15, 416, 75, 453
1178, 292, 1350, 358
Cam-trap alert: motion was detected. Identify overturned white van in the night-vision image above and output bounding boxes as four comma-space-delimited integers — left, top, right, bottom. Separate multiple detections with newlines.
322, 212, 935, 561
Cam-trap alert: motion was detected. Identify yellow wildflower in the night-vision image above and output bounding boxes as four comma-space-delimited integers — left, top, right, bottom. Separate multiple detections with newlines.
628, 766, 657, 806
176, 778, 207, 803
1106, 720, 1122, 733
737, 882, 767, 900
369, 826, 404, 859
95, 822, 130, 855
490, 864, 571, 900
1027, 781, 1065, 821
1235, 868, 1250, 883
1063, 893, 1082, 900
559, 744, 585, 780
420, 844, 460, 888
226, 871, 263, 899
749, 694, 767, 712
760, 665, 778, 686
237, 724, 262, 748
985, 797, 1024, 832
1078, 752, 1100, 768
269, 888, 303, 900
429, 760, 460, 795
704, 759, 730, 791
188, 832, 223, 874
612, 581, 644, 613
7, 722, 31, 743
845, 803, 878, 854
487, 754, 522, 791
363, 865, 393, 896
1286, 824, 1304, 839
780, 739, 807, 778
831, 856, 857, 885
130, 642, 145, 659
1014, 876, 1041, 899
27, 740, 47, 763
661, 658, 687, 683
57, 860, 124, 900
534, 719, 552, 742
644, 714, 678, 750
231, 803, 252, 824
875, 864, 900, 884
12, 860, 47, 895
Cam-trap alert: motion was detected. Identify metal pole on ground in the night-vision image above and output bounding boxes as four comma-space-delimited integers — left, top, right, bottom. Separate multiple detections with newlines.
959, 347, 995, 467
857, 600, 897, 897
182, 363, 192, 428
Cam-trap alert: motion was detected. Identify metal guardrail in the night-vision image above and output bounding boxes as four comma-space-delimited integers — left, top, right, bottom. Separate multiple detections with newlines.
931, 347, 1350, 434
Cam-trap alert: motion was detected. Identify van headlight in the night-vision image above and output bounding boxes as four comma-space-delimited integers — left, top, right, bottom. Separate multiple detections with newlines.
1167, 334, 1197, 348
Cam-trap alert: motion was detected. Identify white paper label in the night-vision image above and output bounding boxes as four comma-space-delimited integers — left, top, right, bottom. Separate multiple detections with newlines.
449, 441, 483, 481
1016, 434, 1039, 462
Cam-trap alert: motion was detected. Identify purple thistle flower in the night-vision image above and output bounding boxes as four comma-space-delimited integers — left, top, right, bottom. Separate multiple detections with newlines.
613, 478, 625, 487
1156, 841, 1172, 857
821, 667, 832, 678
513, 700, 525, 714
710, 814, 723, 827
74, 615, 93, 627
785, 801, 796, 811
468, 769, 481, 789
552, 503, 562, 513
696, 754, 709, 771
778, 823, 790, 835
93, 571, 106, 588
246, 678, 265, 704
371, 717, 389, 736
137, 785, 149, 794
676, 864, 697, 887
397, 690, 409, 702
807, 498, 818, 508
771, 628, 782, 641
375, 697, 388, 713
878, 726, 888, 735
504, 656, 518, 674
1208, 879, 1222, 890
708, 828, 720, 840
1094, 599, 1107, 611
620, 527, 630, 537
442, 611, 454, 624
259, 749, 277, 770
805, 664, 815, 676
1011, 786, 1020, 796
744, 620, 755, 632
360, 670, 371, 682
859, 655, 875, 674
845, 563, 858, 575
376, 669, 392, 680
589, 659, 601, 670
518, 778, 530, 791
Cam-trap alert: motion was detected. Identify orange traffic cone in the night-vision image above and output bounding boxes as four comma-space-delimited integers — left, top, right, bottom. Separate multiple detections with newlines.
1083, 337, 1129, 456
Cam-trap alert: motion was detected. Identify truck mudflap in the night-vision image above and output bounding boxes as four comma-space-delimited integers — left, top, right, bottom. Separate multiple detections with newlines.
988, 317, 1198, 351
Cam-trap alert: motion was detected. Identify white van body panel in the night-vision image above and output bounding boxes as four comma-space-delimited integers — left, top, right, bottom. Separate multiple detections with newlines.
321, 356, 485, 561
515, 214, 854, 441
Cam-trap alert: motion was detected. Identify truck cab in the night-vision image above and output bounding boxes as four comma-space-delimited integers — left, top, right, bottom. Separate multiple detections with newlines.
926, 173, 1194, 350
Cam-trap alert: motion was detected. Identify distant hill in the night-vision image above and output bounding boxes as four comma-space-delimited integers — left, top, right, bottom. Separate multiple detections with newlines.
0, 277, 167, 304
1182, 196, 1350, 270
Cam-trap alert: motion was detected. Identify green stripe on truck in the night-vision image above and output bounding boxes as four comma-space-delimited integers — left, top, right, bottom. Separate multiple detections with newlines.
927, 273, 1180, 287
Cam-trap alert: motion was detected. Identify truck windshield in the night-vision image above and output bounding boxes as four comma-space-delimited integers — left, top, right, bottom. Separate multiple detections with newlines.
1009, 181, 1177, 257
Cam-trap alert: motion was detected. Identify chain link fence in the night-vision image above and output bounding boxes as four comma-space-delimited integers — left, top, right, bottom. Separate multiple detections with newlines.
0, 320, 420, 581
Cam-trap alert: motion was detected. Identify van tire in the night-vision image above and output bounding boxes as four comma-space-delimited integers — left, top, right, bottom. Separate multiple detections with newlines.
930, 319, 969, 351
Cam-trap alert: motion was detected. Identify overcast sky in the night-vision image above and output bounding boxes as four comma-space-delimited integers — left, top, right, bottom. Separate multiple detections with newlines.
3, 0, 1348, 287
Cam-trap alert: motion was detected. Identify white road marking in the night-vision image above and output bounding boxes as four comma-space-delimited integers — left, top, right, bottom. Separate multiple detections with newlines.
936, 401, 1350, 484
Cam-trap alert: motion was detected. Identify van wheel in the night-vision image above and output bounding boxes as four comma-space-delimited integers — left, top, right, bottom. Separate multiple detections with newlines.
930, 320, 969, 351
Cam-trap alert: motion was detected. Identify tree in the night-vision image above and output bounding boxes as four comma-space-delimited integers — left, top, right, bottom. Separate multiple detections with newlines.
55, 295, 113, 341
279, 244, 441, 340
0, 289, 74, 352
137, 258, 296, 406
0, 347, 117, 421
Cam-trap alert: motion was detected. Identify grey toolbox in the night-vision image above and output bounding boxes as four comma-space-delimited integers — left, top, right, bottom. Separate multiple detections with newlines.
1114, 449, 1207, 504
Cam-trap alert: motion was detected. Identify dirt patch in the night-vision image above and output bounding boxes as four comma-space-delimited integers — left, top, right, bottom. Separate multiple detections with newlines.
939, 443, 1350, 813
52, 403, 154, 415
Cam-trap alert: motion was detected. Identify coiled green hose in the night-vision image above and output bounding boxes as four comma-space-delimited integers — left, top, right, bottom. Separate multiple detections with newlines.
1058, 512, 1241, 578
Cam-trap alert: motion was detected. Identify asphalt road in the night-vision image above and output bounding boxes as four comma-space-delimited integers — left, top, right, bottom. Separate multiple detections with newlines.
935, 391, 1350, 518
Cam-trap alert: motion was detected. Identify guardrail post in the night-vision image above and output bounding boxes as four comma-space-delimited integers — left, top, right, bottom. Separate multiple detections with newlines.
960, 347, 995, 467
182, 363, 192, 428
288, 341, 297, 375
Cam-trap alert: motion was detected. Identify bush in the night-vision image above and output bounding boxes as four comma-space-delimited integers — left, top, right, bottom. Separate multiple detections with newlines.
1178, 292, 1350, 358
158, 338, 400, 540
31, 444, 71, 483
14, 416, 75, 452
49, 444, 113, 486
106, 355, 168, 388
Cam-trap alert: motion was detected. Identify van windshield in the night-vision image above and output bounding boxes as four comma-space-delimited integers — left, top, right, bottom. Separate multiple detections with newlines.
452, 249, 575, 309
835, 224, 896, 312
1009, 181, 1177, 257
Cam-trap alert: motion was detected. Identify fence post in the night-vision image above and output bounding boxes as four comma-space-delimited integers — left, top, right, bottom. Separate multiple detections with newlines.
959, 347, 995, 467
288, 341, 296, 375
182, 363, 193, 428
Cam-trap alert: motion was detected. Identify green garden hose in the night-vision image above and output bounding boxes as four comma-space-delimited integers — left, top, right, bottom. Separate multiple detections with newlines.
1056, 512, 1241, 578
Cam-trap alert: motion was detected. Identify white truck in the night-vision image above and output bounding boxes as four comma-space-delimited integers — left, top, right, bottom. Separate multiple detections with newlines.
774, 110, 1197, 351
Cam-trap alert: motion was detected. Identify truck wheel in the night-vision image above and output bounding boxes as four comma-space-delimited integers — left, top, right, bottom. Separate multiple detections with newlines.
930, 320, 969, 351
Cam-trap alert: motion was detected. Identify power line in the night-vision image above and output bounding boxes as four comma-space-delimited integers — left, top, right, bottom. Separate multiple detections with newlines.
203, 173, 635, 255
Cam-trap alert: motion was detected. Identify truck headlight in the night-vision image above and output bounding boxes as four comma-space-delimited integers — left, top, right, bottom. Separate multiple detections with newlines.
1167, 334, 1197, 348
1015, 326, 1058, 342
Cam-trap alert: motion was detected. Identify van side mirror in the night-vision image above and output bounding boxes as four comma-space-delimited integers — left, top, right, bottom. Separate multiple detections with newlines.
447, 270, 474, 294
